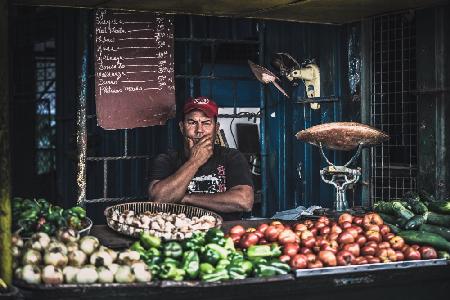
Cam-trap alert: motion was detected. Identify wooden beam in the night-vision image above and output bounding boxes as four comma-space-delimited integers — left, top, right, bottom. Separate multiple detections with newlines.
0, 0, 12, 285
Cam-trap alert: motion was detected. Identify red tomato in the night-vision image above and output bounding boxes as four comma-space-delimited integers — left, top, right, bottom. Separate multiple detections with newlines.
264, 225, 280, 242
419, 246, 437, 259
336, 250, 355, 266
278, 229, 299, 245
257, 223, 269, 234
403, 247, 421, 260
279, 255, 291, 263
318, 250, 337, 267
283, 242, 300, 257
338, 213, 353, 225
361, 246, 376, 256
307, 260, 323, 269
337, 232, 355, 244
229, 225, 246, 236
342, 243, 360, 257
290, 254, 308, 270
239, 232, 259, 248
389, 236, 405, 250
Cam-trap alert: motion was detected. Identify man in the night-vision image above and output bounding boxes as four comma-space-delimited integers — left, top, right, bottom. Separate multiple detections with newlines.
148, 96, 254, 220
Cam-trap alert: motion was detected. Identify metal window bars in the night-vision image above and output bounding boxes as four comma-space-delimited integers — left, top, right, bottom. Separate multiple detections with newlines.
77, 15, 263, 206
370, 12, 418, 202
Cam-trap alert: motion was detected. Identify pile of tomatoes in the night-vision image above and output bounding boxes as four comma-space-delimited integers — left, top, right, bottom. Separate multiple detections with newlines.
227, 213, 437, 270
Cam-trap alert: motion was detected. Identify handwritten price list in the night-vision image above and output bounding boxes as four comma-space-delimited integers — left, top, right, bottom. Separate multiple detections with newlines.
95, 9, 175, 129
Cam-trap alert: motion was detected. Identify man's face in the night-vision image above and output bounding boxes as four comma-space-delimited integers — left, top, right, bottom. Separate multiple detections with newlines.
180, 110, 218, 145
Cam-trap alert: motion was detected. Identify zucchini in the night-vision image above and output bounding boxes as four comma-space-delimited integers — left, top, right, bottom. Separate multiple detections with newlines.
427, 201, 450, 215
427, 212, 450, 228
419, 223, 450, 240
437, 251, 450, 260
397, 230, 450, 252
404, 213, 428, 230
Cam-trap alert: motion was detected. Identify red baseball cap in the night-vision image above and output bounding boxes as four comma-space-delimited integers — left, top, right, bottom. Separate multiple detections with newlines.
183, 96, 218, 118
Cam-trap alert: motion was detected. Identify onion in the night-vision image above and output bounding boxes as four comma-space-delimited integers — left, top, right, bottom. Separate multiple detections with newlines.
41, 265, 63, 285
76, 265, 98, 284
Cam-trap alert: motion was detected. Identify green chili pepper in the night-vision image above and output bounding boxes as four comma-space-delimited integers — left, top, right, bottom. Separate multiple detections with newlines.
253, 261, 290, 277
181, 251, 200, 279
241, 260, 253, 275
227, 265, 247, 280
199, 263, 215, 275
140, 232, 161, 249
163, 241, 183, 258
200, 268, 230, 282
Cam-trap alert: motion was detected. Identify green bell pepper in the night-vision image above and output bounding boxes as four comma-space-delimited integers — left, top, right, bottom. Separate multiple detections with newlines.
163, 257, 181, 267
48, 206, 64, 222
215, 259, 230, 270
130, 241, 146, 253
69, 206, 86, 219
140, 232, 161, 249
246, 244, 281, 259
199, 263, 215, 275
181, 250, 200, 279
206, 244, 228, 259
163, 241, 183, 258
159, 262, 185, 280
146, 247, 161, 258
200, 268, 230, 282
182, 231, 206, 251
228, 251, 244, 263
205, 228, 226, 246
201, 248, 221, 266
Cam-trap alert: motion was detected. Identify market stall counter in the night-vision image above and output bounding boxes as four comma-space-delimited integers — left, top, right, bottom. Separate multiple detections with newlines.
14, 222, 450, 300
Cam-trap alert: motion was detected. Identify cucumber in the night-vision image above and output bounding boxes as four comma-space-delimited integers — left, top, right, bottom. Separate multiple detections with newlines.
427, 212, 450, 228
404, 213, 428, 230
428, 201, 450, 215
384, 222, 400, 234
378, 213, 398, 224
403, 191, 428, 214
392, 201, 415, 220
419, 223, 450, 240
374, 201, 415, 220
397, 230, 450, 252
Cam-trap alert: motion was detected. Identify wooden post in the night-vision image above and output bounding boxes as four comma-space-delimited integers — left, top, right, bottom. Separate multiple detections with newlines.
0, 0, 12, 285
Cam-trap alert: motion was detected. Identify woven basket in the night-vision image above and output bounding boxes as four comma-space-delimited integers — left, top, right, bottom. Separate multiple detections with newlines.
104, 202, 223, 239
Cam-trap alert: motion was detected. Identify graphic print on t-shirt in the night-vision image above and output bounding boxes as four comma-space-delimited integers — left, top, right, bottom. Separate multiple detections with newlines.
187, 165, 226, 194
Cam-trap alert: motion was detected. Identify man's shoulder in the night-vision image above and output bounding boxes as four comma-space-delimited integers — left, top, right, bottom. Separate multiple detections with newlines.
214, 146, 245, 160
153, 149, 180, 162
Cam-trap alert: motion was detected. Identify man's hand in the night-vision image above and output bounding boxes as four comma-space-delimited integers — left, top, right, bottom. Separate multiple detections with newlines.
188, 135, 213, 167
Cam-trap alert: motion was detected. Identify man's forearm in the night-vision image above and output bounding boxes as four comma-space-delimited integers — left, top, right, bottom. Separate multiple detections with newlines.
149, 160, 199, 203
181, 185, 254, 213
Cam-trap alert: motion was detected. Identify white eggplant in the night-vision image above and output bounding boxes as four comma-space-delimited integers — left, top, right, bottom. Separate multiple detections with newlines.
41, 265, 64, 285
14, 267, 22, 280
79, 236, 99, 256
44, 248, 68, 268
62, 266, 79, 284
21, 265, 42, 284
97, 266, 114, 283
11, 246, 21, 259
99, 246, 118, 262
22, 249, 42, 266
114, 265, 135, 283
75, 265, 98, 284
90, 249, 113, 267
68, 250, 87, 267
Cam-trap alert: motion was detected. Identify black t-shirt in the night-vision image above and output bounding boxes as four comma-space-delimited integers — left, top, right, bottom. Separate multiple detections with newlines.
148, 145, 253, 220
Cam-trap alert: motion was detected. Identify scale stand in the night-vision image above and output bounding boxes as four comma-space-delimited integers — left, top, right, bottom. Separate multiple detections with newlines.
319, 143, 362, 211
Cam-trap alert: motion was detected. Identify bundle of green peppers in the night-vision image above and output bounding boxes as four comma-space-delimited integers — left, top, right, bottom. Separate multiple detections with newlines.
133, 228, 290, 282
12, 197, 87, 236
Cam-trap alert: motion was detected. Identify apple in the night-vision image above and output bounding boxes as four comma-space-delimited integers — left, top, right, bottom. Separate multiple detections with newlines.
264, 226, 280, 242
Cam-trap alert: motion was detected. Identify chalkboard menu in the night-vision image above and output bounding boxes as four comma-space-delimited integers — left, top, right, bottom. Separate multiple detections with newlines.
95, 9, 175, 129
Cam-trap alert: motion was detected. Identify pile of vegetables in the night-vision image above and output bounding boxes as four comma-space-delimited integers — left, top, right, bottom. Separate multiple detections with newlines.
130, 228, 291, 282
12, 229, 152, 284
12, 198, 89, 236
374, 191, 450, 257
227, 212, 444, 271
